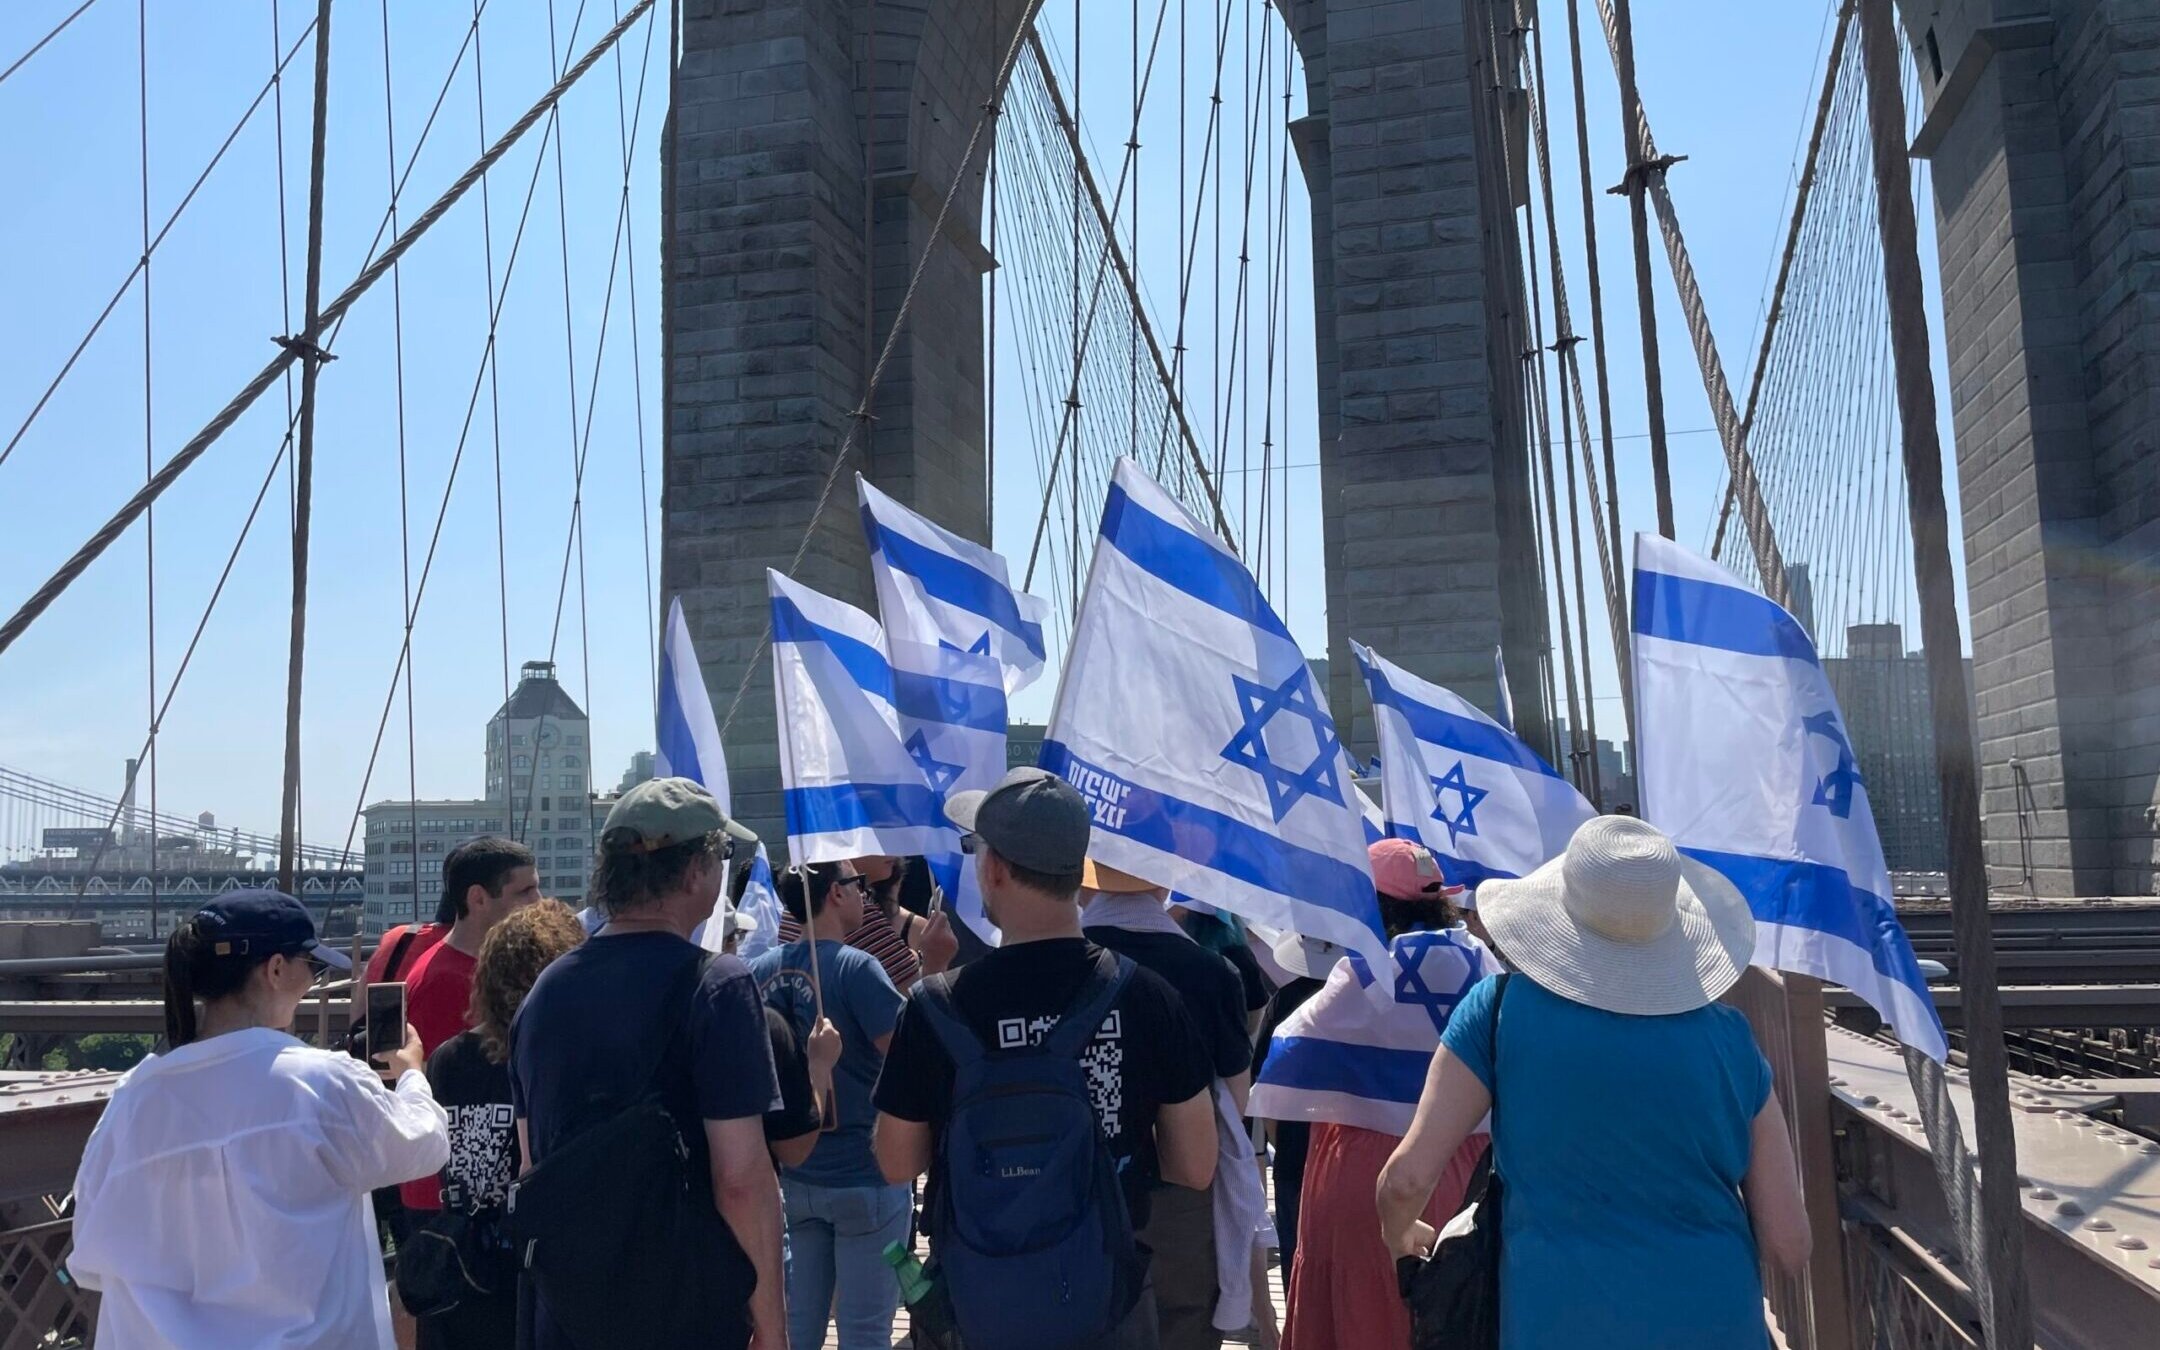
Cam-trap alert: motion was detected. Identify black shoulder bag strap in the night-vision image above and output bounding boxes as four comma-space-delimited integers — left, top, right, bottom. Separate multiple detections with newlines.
650, 949, 719, 1100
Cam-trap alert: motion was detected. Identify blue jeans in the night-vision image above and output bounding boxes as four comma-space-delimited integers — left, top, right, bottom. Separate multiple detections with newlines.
782, 1178, 911, 1350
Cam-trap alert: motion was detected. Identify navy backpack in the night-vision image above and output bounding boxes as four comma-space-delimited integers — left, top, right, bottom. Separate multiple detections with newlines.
916, 950, 1145, 1350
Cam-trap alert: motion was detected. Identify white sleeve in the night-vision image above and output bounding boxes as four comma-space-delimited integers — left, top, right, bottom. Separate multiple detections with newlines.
317, 1056, 451, 1194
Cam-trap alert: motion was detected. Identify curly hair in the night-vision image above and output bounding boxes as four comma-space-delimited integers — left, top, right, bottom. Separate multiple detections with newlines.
467, 898, 586, 1064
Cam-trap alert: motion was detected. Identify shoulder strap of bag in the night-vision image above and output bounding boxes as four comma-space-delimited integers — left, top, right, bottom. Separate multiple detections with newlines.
1043, 951, 1134, 1059
1488, 972, 1511, 1118
915, 970, 984, 1072
648, 949, 718, 1099
381, 925, 421, 981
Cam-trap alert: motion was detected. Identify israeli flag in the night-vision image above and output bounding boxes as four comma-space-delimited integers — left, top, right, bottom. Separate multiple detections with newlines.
767, 569, 1003, 942
1632, 533, 1947, 1061
1354, 642, 1595, 904
857, 477, 1028, 944
1044, 458, 1386, 967
859, 474, 1051, 697
730, 844, 784, 961
1250, 927, 1494, 1135
654, 596, 776, 951
656, 596, 733, 809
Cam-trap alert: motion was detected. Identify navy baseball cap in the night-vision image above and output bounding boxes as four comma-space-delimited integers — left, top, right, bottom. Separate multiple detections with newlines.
193, 889, 351, 972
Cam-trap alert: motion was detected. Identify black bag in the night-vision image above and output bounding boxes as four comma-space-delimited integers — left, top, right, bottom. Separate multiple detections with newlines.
1398, 972, 1511, 1350
503, 951, 757, 1350
393, 1207, 512, 1318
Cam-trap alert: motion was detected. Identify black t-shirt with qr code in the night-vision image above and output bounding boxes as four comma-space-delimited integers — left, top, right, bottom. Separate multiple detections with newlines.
425, 1030, 518, 1214
872, 937, 1214, 1224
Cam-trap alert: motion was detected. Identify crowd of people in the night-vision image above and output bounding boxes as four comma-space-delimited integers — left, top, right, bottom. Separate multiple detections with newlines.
68, 770, 1811, 1350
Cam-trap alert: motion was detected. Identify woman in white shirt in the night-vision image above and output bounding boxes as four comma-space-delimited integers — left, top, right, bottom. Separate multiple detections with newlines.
70, 889, 450, 1350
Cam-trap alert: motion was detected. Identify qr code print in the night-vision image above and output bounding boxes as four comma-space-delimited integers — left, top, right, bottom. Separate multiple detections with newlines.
992, 1011, 1124, 1138
444, 1102, 516, 1210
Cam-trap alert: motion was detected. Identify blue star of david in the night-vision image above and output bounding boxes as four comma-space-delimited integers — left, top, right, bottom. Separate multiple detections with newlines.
1803, 711, 1863, 819
1428, 761, 1489, 847
1219, 666, 1347, 823
938, 632, 993, 657
1392, 931, 1478, 1036
905, 730, 966, 796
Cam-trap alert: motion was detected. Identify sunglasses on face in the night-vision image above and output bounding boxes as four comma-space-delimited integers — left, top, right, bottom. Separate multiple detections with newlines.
834, 874, 869, 891
959, 833, 980, 856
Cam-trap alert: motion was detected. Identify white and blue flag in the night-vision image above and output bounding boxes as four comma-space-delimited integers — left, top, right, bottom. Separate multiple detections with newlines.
654, 596, 781, 953
1354, 641, 1595, 903
731, 844, 784, 960
858, 477, 1033, 944
1250, 926, 1495, 1135
1493, 644, 1516, 734
1632, 533, 1947, 1060
859, 474, 1051, 697
1044, 458, 1386, 967
768, 568, 1004, 942
656, 596, 733, 807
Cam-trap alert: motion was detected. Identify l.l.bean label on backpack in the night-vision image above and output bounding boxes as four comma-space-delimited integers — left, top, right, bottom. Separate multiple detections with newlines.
993, 1010, 1125, 1138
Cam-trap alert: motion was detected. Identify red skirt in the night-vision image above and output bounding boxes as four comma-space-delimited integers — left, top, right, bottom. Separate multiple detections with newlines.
1280, 1122, 1488, 1350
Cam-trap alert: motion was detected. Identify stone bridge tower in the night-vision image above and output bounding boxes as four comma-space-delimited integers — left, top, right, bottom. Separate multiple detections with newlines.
662, 0, 1552, 849
1894, 0, 2160, 896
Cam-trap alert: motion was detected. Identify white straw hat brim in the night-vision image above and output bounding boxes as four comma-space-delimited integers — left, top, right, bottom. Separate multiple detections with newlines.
1477, 850, 1756, 1016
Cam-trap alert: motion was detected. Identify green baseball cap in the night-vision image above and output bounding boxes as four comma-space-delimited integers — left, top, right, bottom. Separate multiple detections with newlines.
601, 776, 758, 856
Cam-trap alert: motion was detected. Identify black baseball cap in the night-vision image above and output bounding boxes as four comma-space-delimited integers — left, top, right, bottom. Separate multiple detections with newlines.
193, 889, 352, 972
943, 767, 1091, 875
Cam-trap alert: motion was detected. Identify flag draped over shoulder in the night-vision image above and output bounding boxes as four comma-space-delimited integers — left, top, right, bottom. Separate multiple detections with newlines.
1354, 641, 1595, 901
1250, 927, 1495, 1135
858, 477, 1035, 944
1044, 458, 1386, 968
1632, 533, 1947, 1061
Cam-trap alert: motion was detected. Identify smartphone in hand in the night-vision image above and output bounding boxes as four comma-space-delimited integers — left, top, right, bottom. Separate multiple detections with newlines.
365, 982, 406, 1065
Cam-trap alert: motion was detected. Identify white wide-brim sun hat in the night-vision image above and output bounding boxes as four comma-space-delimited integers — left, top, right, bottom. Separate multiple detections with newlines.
1478, 814, 1756, 1017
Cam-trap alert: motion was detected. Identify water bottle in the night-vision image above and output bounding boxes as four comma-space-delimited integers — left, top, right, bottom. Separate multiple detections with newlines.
883, 1241, 959, 1349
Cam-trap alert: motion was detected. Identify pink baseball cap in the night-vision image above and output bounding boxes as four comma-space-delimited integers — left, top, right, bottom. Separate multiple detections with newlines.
1369, 838, 1458, 903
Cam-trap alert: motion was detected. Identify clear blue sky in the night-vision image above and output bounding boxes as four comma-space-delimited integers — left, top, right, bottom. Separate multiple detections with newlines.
0, 1, 1955, 854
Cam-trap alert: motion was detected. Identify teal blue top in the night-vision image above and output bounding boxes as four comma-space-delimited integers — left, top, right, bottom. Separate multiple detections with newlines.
1441, 974, 1774, 1350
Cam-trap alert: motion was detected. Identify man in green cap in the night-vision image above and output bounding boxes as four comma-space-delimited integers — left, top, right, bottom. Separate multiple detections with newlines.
508, 777, 783, 1350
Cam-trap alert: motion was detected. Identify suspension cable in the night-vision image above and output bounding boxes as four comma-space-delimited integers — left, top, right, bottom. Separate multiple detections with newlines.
0, 0, 102, 89
137, 0, 159, 928
0, 16, 319, 476
0, 0, 659, 664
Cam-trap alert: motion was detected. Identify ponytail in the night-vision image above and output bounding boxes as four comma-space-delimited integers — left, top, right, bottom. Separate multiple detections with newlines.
161, 915, 274, 1049
163, 919, 204, 1048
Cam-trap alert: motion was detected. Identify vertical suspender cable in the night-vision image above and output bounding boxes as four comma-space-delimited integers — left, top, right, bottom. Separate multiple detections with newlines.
279, 0, 336, 893
1130, 0, 1140, 464
478, 0, 515, 838
1563, 0, 1627, 658
610, 0, 659, 706
137, 0, 158, 930
1606, 0, 1673, 538
1070, 0, 1083, 611
382, 0, 422, 920
864, 0, 879, 477
987, 0, 1001, 538
1857, 3, 2032, 1343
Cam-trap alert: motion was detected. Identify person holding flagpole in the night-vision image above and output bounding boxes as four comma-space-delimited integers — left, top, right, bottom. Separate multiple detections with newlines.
1377, 815, 1812, 1349
751, 861, 910, 1350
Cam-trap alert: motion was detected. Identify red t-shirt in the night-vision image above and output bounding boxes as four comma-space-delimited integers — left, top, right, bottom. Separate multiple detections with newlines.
397, 939, 479, 1210
364, 922, 446, 985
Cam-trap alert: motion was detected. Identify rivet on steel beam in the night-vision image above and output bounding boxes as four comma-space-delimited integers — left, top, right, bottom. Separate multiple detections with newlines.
2033, 1189, 2059, 1201
2056, 1200, 2086, 1218
2116, 1236, 2148, 1251
2017, 1176, 2034, 1188
2085, 1219, 2116, 1233
1861, 1095, 1881, 1107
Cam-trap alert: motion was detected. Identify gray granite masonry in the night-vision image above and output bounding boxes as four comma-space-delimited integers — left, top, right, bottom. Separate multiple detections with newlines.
1897, 0, 2160, 896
